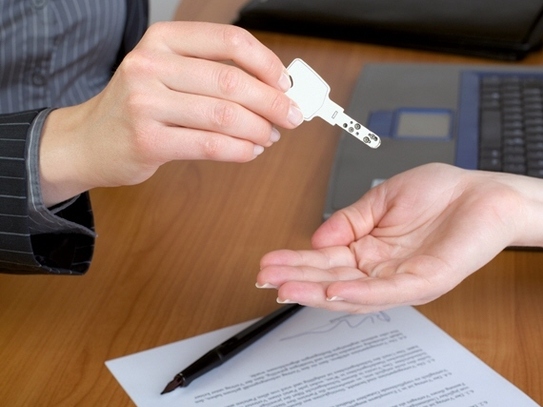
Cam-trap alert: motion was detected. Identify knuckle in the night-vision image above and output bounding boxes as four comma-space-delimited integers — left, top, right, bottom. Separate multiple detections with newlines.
269, 92, 290, 117
125, 123, 157, 166
139, 22, 175, 49
211, 101, 238, 129
263, 60, 279, 81
220, 25, 281, 83
125, 110, 152, 145
124, 88, 150, 116
132, 131, 155, 160
145, 21, 168, 37
120, 96, 158, 156
119, 48, 156, 79
201, 134, 223, 160
221, 25, 254, 53
199, 134, 255, 163
217, 66, 244, 97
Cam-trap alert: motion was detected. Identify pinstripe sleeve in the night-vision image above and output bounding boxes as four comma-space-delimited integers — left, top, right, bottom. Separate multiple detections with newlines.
0, 110, 94, 275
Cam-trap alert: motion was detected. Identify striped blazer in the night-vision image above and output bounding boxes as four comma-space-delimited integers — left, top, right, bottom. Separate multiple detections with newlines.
0, 0, 149, 275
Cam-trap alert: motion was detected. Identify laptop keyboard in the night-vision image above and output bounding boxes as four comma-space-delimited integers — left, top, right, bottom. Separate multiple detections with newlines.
479, 74, 543, 177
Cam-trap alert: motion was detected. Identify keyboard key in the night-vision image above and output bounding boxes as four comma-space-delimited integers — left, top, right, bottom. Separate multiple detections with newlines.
479, 157, 501, 171
527, 151, 543, 161
527, 168, 543, 178
478, 73, 543, 178
503, 163, 526, 174
480, 110, 502, 149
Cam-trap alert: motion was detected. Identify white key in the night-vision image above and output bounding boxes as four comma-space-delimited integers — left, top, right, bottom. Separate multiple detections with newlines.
286, 58, 381, 149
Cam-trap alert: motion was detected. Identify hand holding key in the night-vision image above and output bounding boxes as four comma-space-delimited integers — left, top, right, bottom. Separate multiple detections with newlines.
286, 59, 381, 148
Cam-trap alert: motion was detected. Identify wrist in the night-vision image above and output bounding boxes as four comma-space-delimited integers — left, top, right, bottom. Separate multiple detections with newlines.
496, 172, 543, 248
39, 105, 93, 207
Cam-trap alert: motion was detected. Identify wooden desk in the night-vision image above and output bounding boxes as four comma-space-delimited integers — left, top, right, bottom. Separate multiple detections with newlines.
1, 2, 542, 405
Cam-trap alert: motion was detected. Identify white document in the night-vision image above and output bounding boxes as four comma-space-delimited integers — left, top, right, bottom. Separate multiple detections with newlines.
106, 306, 539, 407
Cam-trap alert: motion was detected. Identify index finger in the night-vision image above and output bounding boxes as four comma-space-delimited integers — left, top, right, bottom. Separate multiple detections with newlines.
140, 22, 290, 91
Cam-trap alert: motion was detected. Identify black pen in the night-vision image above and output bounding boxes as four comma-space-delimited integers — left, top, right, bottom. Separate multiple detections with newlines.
161, 303, 303, 394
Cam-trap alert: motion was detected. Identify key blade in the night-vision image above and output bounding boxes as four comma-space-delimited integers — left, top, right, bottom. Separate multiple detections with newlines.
285, 58, 381, 149
286, 59, 330, 120
336, 112, 381, 149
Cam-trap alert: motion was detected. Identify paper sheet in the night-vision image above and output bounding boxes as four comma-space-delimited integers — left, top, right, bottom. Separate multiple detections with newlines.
106, 306, 539, 407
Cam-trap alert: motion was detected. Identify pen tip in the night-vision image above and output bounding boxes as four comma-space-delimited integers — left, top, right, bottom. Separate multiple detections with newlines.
161, 376, 183, 395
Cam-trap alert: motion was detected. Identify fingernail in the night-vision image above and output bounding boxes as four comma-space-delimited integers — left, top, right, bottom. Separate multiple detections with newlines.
278, 70, 292, 92
326, 296, 345, 302
255, 282, 278, 289
270, 127, 281, 143
253, 145, 265, 156
277, 298, 296, 304
288, 103, 304, 127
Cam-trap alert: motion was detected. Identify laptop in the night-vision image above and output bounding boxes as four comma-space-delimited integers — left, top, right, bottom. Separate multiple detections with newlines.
323, 63, 543, 219
236, 0, 543, 61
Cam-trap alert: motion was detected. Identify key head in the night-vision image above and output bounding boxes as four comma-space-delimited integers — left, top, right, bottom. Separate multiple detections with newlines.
286, 58, 331, 120
285, 58, 381, 149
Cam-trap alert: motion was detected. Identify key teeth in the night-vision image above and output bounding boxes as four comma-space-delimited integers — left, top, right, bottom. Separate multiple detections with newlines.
338, 114, 380, 148
370, 138, 381, 149
363, 133, 381, 149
